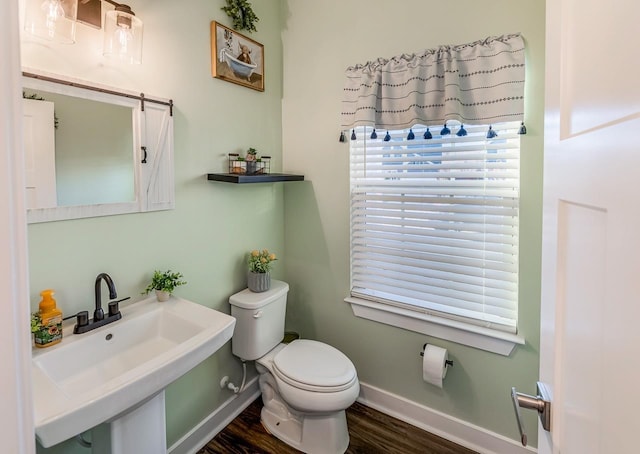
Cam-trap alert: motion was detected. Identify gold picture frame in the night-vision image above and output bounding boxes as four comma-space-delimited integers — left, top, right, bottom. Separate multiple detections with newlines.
210, 21, 264, 92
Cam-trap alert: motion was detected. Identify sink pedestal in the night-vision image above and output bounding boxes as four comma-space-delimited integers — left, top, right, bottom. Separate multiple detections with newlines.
92, 391, 166, 454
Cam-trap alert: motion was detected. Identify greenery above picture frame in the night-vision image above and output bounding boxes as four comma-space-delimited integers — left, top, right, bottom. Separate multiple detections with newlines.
221, 0, 259, 32
211, 21, 265, 92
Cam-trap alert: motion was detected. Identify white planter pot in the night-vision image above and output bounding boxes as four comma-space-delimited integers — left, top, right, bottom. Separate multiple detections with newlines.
155, 290, 171, 302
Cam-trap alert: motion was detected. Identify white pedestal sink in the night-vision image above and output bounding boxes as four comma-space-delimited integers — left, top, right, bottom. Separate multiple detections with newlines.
31, 295, 236, 451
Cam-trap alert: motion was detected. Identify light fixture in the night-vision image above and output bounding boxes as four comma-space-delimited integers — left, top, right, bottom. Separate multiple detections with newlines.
102, 2, 143, 64
24, 0, 143, 64
24, 0, 79, 44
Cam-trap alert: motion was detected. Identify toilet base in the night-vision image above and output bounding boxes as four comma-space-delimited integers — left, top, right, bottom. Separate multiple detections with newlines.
261, 405, 349, 454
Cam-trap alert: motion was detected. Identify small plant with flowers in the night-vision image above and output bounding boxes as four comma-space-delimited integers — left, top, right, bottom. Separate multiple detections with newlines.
248, 249, 277, 273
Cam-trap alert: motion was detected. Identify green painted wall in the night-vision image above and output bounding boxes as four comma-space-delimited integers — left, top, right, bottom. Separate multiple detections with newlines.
23, 0, 545, 451
281, 0, 545, 445
22, 1, 284, 452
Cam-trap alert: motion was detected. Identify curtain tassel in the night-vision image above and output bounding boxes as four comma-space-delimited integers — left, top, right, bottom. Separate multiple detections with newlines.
351, 129, 357, 140
339, 131, 346, 142
440, 123, 450, 136
518, 122, 527, 134
384, 131, 391, 141
407, 128, 415, 140
370, 128, 378, 139
423, 128, 432, 139
456, 124, 467, 137
486, 125, 498, 139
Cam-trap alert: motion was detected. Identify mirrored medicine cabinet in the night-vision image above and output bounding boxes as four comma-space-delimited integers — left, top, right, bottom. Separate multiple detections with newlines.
22, 70, 175, 223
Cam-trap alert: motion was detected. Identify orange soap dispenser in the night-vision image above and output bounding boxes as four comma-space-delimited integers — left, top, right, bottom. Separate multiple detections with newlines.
34, 289, 63, 348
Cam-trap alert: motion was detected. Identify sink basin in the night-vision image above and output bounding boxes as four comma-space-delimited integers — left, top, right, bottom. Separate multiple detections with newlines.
31, 296, 236, 448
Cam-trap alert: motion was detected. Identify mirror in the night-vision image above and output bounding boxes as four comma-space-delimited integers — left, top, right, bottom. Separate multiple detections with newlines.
23, 88, 136, 208
22, 71, 175, 223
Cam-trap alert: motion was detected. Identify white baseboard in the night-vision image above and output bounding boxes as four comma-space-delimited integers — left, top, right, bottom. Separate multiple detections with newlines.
357, 382, 537, 454
167, 377, 535, 454
167, 376, 260, 454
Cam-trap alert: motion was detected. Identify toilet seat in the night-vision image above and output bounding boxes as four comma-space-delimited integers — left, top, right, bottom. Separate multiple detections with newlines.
272, 340, 357, 393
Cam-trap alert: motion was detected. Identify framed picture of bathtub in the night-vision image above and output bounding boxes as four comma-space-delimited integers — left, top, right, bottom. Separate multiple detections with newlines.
211, 21, 264, 92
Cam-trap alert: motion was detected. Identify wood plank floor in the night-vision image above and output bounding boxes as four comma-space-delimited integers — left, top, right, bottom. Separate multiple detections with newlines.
198, 398, 478, 454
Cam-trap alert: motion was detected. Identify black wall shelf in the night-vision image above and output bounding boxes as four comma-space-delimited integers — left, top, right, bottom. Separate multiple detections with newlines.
207, 173, 305, 184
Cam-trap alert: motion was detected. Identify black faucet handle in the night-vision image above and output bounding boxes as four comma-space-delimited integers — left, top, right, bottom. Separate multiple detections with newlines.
108, 300, 121, 317
72, 311, 90, 334
76, 311, 89, 327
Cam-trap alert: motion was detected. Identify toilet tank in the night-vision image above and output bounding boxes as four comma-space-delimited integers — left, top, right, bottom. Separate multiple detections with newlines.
229, 280, 289, 360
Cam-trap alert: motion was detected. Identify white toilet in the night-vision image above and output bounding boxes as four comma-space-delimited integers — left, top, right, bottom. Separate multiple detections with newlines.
229, 280, 360, 454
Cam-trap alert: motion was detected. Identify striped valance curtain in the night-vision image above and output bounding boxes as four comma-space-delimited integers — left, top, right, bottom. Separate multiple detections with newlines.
341, 33, 525, 131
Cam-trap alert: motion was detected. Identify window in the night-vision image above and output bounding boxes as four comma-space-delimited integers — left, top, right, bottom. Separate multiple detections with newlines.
348, 121, 522, 351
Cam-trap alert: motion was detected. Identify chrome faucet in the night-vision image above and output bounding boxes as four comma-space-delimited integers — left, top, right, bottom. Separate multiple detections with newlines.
73, 272, 123, 334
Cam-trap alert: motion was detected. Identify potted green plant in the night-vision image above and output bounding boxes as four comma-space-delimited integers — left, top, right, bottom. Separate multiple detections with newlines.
245, 147, 258, 174
247, 249, 277, 292
144, 270, 187, 301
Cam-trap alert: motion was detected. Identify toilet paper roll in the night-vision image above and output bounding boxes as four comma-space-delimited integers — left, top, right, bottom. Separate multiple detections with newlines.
422, 344, 449, 388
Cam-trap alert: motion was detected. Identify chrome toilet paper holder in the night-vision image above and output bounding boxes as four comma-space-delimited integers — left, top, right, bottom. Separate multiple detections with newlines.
420, 343, 454, 368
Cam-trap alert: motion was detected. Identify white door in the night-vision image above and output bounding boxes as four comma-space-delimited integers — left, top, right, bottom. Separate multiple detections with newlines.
2, 1, 36, 453
23, 98, 57, 209
534, 1, 640, 453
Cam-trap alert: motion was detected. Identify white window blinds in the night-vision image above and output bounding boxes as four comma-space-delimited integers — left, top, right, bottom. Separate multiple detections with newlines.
350, 121, 520, 333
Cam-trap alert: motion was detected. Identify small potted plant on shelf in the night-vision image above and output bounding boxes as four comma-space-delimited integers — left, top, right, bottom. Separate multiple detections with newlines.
247, 249, 277, 292
143, 270, 187, 302
245, 147, 258, 174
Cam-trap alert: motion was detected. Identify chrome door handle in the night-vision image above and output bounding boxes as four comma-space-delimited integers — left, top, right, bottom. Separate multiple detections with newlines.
510, 381, 551, 446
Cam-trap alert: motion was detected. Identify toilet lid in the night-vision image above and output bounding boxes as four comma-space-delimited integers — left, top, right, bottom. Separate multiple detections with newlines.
272, 340, 357, 392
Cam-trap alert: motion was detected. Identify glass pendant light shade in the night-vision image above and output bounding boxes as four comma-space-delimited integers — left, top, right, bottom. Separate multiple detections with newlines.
24, 0, 78, 44
103, 5, 143, 64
